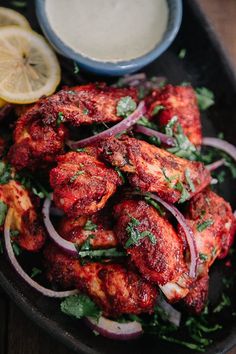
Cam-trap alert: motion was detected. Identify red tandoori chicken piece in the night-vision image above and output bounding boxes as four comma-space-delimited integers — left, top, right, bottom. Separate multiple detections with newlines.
50, 150, 123, 217
100, 136, 211, 204
113, 199, 186, 285
8, 84, 137, 171
44, 243, 157, 317
0, 180, 46, 251
160, 189, 236, 312
183, 274, 209, 314
147, 85, 202, 146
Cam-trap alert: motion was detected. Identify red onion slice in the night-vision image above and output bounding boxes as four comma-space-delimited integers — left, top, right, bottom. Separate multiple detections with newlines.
202, 137, 236, 163
135, 125, 176, 147
206, 159, 225, 172
119, 73, 146, 86
85, 316, 142, 340
66, 101, 146, 149
146, 193, 198, 278
42, 197, 77, 256
157, 297, 181, 327
4, 208, 78, 298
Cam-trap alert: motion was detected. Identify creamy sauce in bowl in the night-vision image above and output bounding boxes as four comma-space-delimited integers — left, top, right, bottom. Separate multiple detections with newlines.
45, 0, 169, 63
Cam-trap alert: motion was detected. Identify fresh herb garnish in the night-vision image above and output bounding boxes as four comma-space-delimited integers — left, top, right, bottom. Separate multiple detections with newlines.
175, 181, 190, 204
0, 162, 11, 185
11, 0, 27, 8
125, 217, 156, 248
79, 234, 94, 251
213, 293, 231, 313
10, 230, 20, 238
61, 294, 101, 320
15, 172, 50, 199
195, 87, 215, 111
151, 104, 164, 116
73, 62, 80, 74
137, 116, 159, 130
83, 108, 89, 115
83, 220, 97, 232
115, 167, 126, 183
185, 169, 195, 192
199, 253, 208, 262
116, 96, 137, 118
178, 48, 187, 59
197, 220, 214, 232
70, 170, 84, 183
12, 242, 21, 256
31, 267, 42, 278
0, 201, 8, 226
56, 112, 65, 127
77, 247, 126, 259
144, 196, 165, 216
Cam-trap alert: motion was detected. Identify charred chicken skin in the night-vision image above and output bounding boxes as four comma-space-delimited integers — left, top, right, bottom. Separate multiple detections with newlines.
100, 136, 211, 204
114, 199, 186, 285
50, 150, 123, 217
0, 180, 46, 251
147, 85, 202, 146
8, 84, 137, 171
44, 242, 158, 317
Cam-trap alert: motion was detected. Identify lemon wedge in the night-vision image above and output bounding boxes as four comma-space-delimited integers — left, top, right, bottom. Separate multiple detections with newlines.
0, 26, 61, 104
0, 7, 30, 28
0, 97, 7, 108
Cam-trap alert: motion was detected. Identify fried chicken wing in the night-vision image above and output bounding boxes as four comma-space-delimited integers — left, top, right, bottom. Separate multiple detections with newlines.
8, 84, 137, 171
114, 199, 186, 285
50, 151, 123, 217
44, 243, 157, 317
100, 136, 211, 204
183, 274, 209, 314
0, 180, 46, 251
147, 85, 202, 146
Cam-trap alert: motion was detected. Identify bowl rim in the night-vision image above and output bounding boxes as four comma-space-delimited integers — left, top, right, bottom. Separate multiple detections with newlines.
35, 0, 183, 75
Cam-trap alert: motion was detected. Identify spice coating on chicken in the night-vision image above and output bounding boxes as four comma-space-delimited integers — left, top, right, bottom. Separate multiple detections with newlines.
0, 180, 46, 251
183, 274, 209, 314
50, 151, 123, 217
113, 199, 186, 285
147, 85, 202, 146
8, 84, 137, 171
100, 136, 211, 204
44, 243, 158, 317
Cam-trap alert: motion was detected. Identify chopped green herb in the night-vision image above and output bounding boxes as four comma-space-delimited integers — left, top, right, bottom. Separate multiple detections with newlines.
61, 294, 101, 320
116, 96, 137, 118
137, 116, 158, 130
83, 220, 97, 232
12, 242, 21, 256
16, 173, 50, 199
67, 90, 76, 95
32, 187, 45, 199
31, 267, 42, 278
175, 182, 190, 204
0, 162, 11, 185
180, 81, 191, 86
213, 293, 231, 313
70, 170, 84, 183
76, 148, 86, 152
83, 108, 89, 115
185, 169, 195, 192
73, 62, 80, 74
197, 220, 214, 232
10, 230, 20, 238
216, 170, 226, 183
195, 87, 215, 111
125, 217, 156, 248
11, 0, 27, 8
217, 132, 224, 139
77, 247, 126, 259
178, 48, 187, 59
115, 167, 126, 183
0, 201, 8, 226
199, 253, 208, 262
151, 104, 164, 116
144, 196, 165, 216
211, 247, 217, 258
56, 112, 64, 127
79, 234, 94, 251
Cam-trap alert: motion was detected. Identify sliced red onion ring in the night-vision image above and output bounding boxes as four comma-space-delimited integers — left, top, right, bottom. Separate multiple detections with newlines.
202, 137, 236, 163
85, 316, 142, 340
66, 101, 146, 149
42, 197, 77, 256
234, 210, 236, 218
4, 208, 78, 298
206, 159, 225, 172
119, 73, 146, 86
135, 125, 176, 147
157, 297, 181, 327
146, 193, 198, 278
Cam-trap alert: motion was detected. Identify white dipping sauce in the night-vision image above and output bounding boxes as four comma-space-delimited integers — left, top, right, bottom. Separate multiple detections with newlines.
45, 0, 169, 62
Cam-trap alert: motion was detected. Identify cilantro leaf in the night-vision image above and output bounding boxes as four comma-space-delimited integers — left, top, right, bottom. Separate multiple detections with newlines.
31, 267, 42, 278
56, 112, 65, 127
125, 217, 156, 248
83, 220, 97, 232
61, 294, 101, 320
77, 247, 126, 259
0, 201, 8, 226
195, 87, 215, 111
197, 220, 214, 232
178, 48, 186, 59
213, 293, 231, 313
116, 96, 137, 118
0, 162, 11, 185
151, 105, 164, 116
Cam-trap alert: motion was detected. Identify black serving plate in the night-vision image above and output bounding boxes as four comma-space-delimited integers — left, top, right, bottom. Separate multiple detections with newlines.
0, 1, 236, 353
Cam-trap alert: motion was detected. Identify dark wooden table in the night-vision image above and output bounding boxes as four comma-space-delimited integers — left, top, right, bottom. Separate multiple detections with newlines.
1, 1, 236, 353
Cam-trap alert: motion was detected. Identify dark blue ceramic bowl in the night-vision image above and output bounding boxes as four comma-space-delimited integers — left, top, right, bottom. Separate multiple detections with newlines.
36, 0, 182, 76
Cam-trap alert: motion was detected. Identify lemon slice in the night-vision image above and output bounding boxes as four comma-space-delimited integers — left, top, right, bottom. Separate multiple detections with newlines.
0, 97, 7, 107
0, 7, 30, 28
0, 26, 61, 104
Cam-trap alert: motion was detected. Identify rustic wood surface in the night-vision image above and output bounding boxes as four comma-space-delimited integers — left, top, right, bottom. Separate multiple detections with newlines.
0, 1, 236, 353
